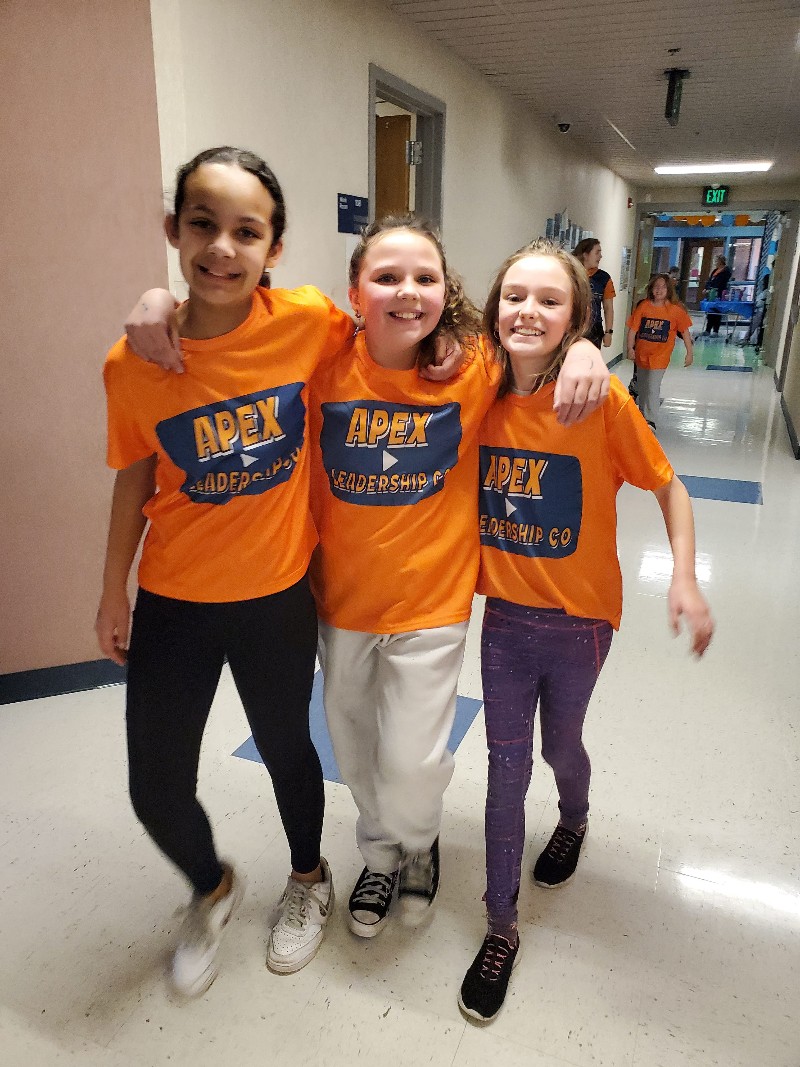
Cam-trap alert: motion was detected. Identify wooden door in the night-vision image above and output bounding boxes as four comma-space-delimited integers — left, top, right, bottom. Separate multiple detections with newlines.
375, 114, 411, 219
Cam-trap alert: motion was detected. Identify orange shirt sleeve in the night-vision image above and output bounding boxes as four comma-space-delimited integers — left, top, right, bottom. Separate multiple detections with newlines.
104, 340, 157, 470
604, 278, 616, 299
626, 304, 644, 332
607, 391, 674, 490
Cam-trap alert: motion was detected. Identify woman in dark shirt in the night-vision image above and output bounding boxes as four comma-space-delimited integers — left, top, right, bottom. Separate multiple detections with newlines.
703, 255, 732, 335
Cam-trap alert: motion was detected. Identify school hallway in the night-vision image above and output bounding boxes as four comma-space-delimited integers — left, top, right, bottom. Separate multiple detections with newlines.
0, 352, 796, 1067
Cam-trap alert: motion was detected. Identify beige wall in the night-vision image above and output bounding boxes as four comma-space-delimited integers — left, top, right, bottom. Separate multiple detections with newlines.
0, 0, 168, 673
2, 0, 641, 675
150, 0, 637, 323
782, 298, 800, 450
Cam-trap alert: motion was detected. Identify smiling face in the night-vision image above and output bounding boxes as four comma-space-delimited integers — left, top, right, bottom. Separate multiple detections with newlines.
348, 229, 446, 369
496, 255, 574, 383
651, 276, 668, 302
166, 162, 282, 313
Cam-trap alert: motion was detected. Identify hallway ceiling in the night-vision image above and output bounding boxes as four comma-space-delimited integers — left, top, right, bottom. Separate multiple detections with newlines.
387, 0, 800, 189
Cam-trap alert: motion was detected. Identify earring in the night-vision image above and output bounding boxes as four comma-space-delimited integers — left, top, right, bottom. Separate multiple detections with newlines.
353, 310, 365, 333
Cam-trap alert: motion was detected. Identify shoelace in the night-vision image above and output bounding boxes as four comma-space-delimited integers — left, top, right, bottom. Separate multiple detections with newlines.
545, 826, 582, 863
352, 871, 395, 905
280, 879, 311, 931
478, 935, 515, 981
401, 850, 433, 893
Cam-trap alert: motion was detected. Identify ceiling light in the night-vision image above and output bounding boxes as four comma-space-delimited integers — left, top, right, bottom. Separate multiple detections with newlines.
654, 162, 773, 175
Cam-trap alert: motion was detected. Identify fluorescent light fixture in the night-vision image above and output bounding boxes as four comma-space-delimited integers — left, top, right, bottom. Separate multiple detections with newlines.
654, 162, 773, 175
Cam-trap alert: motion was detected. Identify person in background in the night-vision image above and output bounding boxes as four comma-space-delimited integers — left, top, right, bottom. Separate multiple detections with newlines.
573, 238, 615, 350
627, 273, 693, 431
702, 255, 732, 336
743, 274, 770, 350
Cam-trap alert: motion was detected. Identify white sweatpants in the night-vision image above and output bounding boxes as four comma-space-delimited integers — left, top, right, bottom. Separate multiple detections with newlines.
636, 366, 667, 427
318, 620, 469, 873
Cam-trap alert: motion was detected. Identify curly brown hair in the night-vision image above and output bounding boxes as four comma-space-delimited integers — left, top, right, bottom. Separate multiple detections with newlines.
348, 214, 482, 368
483, 239, 592, 397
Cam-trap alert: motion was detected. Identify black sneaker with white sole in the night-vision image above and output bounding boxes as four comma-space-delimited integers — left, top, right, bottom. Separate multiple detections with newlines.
347, 867, 398, 938
398, 836, 440, 907
532, 823, 587, 887
458, 933, 520, 1023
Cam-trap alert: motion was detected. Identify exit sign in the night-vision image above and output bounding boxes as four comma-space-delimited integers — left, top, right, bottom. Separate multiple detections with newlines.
702, 185, 730, 207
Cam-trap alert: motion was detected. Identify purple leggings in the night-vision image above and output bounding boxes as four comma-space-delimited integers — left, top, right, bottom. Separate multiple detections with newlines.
481, 599, 613, 929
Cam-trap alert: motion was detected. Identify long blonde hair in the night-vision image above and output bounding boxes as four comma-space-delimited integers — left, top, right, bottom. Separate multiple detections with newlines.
483, 239, 592, 397
349, 214, 482, 368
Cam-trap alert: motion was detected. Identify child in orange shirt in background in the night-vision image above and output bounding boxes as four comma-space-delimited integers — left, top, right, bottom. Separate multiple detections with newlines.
96, 148, 353, 995
458, 240, 714, 1024
627, 273, 693, 430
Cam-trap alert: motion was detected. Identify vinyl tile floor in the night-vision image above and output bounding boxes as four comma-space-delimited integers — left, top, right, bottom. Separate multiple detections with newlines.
2, 363, 798, 1066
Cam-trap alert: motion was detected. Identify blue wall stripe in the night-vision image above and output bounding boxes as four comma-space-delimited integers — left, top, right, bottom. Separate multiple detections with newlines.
0, 659, 126, 706
679, 474, 762, 504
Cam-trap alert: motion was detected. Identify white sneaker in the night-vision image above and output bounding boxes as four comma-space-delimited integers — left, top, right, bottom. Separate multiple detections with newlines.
267, 858, 334, 974
170, 864, 243, 998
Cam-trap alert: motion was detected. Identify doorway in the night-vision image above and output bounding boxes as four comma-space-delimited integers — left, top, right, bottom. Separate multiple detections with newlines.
375, 103, 414, 218
681, 239, 724, 309
369, 65, 445, 227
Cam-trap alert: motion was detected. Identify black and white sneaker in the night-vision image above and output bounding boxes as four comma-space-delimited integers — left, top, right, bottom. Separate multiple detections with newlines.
398, 836, 440, 908
347, 867, 398, 938
532, 823, 587, 888
458, 933, 521, 1023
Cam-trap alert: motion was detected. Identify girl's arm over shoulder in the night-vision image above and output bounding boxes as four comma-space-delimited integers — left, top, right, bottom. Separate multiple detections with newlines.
124, 289, 183, 373
652, 476, 714, 657
95, 455, 156, 665
553, 338, 610, 427
419, 332, 466, 381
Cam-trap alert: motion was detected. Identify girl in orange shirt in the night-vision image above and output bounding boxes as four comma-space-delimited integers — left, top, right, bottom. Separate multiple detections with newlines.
458, 241, 713, 1023
96, 147, 353, 995
626, 273, 693, 430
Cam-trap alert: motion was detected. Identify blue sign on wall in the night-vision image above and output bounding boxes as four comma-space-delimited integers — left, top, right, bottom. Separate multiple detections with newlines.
338, 193, 369, 234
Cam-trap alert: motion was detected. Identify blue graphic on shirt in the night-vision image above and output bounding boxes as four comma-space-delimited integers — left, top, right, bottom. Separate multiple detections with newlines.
320, 399, 462, 506
479, 445, 582, 558
638, 315, 670, 344
156, 383, 305, 505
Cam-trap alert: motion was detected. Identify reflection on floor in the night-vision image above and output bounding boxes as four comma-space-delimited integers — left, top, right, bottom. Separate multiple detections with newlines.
2, 362, 798, 1066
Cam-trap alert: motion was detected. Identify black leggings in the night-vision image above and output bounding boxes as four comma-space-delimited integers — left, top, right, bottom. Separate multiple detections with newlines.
126, 577, 322, 895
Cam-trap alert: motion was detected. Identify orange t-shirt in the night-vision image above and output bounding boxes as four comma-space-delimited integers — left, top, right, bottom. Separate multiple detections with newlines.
627, 299, 692, 370
104, 286, 352, 602
477, 376, 673, 628
587, 267, 616, 300
309, 333, 500, 633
